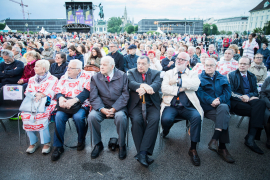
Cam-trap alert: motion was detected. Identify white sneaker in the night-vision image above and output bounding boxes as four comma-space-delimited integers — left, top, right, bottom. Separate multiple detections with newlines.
42, 143, 51, 154
26, 143, 39, 154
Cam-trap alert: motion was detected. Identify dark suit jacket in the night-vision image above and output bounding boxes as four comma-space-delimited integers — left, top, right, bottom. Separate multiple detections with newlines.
90, 68, 129, 113
228, 69, 258, 107
161, 57, 175, 71
127, 68, 161, 114
107, 51, 124, 71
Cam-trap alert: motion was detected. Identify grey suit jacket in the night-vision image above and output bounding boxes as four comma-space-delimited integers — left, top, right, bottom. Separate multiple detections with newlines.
90, 68, 129, 113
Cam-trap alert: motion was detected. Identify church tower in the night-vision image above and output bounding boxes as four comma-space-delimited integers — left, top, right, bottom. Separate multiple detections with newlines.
124, 6, 127, 26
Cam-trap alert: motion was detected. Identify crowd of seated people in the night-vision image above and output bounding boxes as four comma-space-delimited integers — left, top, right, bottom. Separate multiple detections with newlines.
0, 31, 270, 168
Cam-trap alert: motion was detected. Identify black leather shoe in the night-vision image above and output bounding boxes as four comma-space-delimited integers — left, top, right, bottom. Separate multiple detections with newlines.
77, 142, 85, 151
136, 153, 149, 167
188, 149, 200, 166
266, 141, 270, 149
135, 154, 154, 165
91, 142, 104, 159
217, 149, 235, 163
51, 147, 64, 161
208, 139, 218, 152
119, 145, 127, 160
162, 130, 169, 138
245, 135, 264, 154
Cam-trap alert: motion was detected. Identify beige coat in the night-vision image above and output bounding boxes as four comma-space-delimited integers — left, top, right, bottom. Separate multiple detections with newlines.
86, 57, 101, 68
161, 68, 204, 120
248, 62, 267, 83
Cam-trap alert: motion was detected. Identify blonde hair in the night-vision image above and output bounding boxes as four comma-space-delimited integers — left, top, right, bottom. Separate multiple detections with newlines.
36, 60, 50, 72
26, 50, 41, 60
228, 44, 239, 54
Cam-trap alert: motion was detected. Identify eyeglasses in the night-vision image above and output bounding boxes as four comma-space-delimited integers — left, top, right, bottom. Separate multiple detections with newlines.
239, 63, 249, 66
67, 67, 79, 70
205, 64, 215, 67
255, 57, 263, 59
176, 58, 188, 62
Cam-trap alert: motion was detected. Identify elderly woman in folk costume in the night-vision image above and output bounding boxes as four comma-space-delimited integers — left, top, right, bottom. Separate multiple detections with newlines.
21, 60, 59, 154
51, 60, 94, 161
242, 33, 259, 62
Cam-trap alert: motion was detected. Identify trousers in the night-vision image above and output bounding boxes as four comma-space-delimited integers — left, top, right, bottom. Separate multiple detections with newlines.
204, 104, 230, 143
27, 126, 50, 145
161, 106, 201, 142
53, 108, 88, 147
88, 109, 127, 147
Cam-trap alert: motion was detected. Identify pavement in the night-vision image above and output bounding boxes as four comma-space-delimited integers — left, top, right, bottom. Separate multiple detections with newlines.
0, 114, 270, 180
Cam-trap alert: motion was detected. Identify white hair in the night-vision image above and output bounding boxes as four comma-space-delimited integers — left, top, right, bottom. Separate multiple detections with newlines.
209, 44, 215, 49
101, 56, 115, 66
167, 47, 175, 52
70, 59, 82, 70
205, 58, 217, 65
13, 46, 21, 53
179, 52, 190, 61
188, 46, 196, 52
36, 60, 50, 72
1, 49, 14, 58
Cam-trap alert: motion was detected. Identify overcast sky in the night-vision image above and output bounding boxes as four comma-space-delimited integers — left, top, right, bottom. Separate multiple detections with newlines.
0, 0, 262, 23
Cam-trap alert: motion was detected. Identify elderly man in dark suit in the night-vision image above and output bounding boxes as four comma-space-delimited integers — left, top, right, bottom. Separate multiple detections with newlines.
88, 56, 129, 160
107, 42, 124, 72
228, 56, 266, 154
128, 56, 161, 167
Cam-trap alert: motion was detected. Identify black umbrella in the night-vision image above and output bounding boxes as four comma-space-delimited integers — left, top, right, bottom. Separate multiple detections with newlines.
140, 95, 147, 127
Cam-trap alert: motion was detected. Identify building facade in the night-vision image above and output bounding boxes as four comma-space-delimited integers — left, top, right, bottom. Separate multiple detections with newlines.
95, 20, 107, 34
248, 0, 270, 31
138, 19, 203, 34
5, 19, 66, 33
216, 16, 248, 33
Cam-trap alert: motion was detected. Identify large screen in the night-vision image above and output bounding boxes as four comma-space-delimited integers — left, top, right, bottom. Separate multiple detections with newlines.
65, 2, 93, 26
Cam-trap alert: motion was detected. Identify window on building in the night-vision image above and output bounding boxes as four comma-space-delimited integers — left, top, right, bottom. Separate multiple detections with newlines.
262, 16, 264, 20
250, 23, 252, 28
261, 22, 263, 27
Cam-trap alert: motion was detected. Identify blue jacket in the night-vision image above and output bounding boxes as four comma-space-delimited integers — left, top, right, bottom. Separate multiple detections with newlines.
67, 54, 84, 67
197, 70, 231, 112
258, 48, 270, 65
123, 54, 139, 72
228, 69, 258, 102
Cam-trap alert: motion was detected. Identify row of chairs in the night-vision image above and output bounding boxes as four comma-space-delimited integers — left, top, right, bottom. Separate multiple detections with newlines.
0, 85, 248, 146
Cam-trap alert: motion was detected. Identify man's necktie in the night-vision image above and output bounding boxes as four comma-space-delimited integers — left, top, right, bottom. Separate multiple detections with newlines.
106, 76, 110, 82
243, 75, 246, 78
142, 74, 146, 81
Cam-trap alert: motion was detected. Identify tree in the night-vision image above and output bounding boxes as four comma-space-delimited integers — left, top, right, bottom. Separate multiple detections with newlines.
253, 27, 263, 33
203, 24, 210, 35
0, 23, 6, 30
126, 25, 134, 34
107, 17, 122, 33
263, 21, 270, 35
134, 25, 138, 32
226, 31, 232, 35
242, 31, 247, 35
203, 23, 218, 35
220, 30, 226, 35
124, 23, 132, 32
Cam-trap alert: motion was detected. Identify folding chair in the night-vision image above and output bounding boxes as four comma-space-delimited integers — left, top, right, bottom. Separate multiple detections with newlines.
230, 111, 249, 128
0, 85, 24, 144
89, 117, 129, 148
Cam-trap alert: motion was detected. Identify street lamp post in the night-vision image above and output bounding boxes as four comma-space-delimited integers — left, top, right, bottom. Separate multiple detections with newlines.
121, 16, 125, 33
25, 23, 28, 33
210, 25, 213, 35
264, 22, 269, 35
